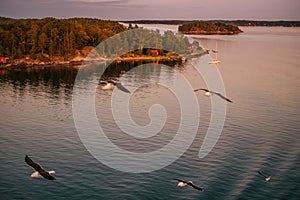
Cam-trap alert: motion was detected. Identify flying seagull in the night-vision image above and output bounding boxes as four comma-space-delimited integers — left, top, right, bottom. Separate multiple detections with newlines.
25, 155, 55, 180
258, 171, 271, 182
173, 179, 203, 191
99, 80, 131, 93
194, 88, 233, 103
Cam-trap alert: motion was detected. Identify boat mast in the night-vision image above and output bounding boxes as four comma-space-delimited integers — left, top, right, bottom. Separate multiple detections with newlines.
215, 42, 218, 60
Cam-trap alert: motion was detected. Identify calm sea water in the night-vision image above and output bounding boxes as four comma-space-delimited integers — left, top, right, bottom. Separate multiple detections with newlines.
0, 26, 299, 200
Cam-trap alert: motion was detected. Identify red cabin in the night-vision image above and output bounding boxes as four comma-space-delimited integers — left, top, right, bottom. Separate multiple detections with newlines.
151, 50, 159, 56
0, 57, 8, 64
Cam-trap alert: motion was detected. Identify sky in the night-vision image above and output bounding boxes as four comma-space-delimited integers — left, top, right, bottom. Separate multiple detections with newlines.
0, 0, 300, 21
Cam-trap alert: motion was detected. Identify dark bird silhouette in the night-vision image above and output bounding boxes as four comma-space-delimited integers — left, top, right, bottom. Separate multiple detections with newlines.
258, 171, 271, 182
25, 155, 55, 180
99, 80, 131, 93
174, 179, 203, 191
194, 88, 233, 103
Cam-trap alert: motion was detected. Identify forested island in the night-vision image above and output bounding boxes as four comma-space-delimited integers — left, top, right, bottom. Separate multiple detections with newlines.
0, 17, 127, 67
0, 17, 207, 68
178, 21, 243, 35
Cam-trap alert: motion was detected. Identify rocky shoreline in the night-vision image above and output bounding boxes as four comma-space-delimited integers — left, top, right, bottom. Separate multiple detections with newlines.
1, 57, 84, 69
181, 30, 243, 35
1, 51, 208, 69
1, 56, 179, 69
0, 57, 178, 70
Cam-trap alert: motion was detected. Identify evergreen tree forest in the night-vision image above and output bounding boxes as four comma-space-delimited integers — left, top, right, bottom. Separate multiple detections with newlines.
178, 21, 243, 35
100, 29, 194, 58
0, 17, 127, 60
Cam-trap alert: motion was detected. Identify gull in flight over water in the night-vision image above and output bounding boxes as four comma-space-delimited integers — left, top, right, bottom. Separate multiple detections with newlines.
99, 80, 131, 93
25, 155, 55, 180
194, 88, 233, 103
174, 179, 203, 191
258, 171, 271, 182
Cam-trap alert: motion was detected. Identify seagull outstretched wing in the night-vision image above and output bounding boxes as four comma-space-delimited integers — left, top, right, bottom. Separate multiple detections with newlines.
116, 83, 131, 93
99, 80, 108, 85
258, 171, 271, 181
258, 171, 267, 178
39, 171, 55, 180
194, 88, 209, 92
25, 155, 43, 172
214, 92, 233, 103
174, 178, 187, 183
187, 182, 203, 191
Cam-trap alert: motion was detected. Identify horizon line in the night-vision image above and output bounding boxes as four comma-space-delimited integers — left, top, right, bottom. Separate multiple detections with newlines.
1, 16, 300, 22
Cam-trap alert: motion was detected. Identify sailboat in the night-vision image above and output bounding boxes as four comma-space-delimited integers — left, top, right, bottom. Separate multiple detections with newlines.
209, 42, 221, 64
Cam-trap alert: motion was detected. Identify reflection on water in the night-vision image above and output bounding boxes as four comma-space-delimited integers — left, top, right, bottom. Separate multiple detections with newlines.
0, 66, 77, 98
103, 59, 183, 79
0, 27, 300, 200
0, 59, 183, 84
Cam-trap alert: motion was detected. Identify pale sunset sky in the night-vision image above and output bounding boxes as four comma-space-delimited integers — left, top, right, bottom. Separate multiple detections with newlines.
0, 0, 299, 20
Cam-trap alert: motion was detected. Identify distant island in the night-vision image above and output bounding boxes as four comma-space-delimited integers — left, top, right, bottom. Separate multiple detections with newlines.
121, 20, 300, 27
178, 21, 243, 35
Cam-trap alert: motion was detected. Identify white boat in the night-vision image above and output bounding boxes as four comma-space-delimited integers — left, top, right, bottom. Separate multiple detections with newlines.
209, 42, 221, 64
209, 59, 221, 64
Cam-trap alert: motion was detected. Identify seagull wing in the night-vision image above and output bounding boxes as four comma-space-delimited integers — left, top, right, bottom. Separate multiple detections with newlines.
258, 171, 267, 178
39, 171, 55, 180
215, 92, 233, 103
194, 88, 209, 92
107, 80, 117, 85
25, 155, 44, 172
174, 179, 188, 183
188, 182, 203, 191
99, 81, 108, 85
116, 83, 131, 93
